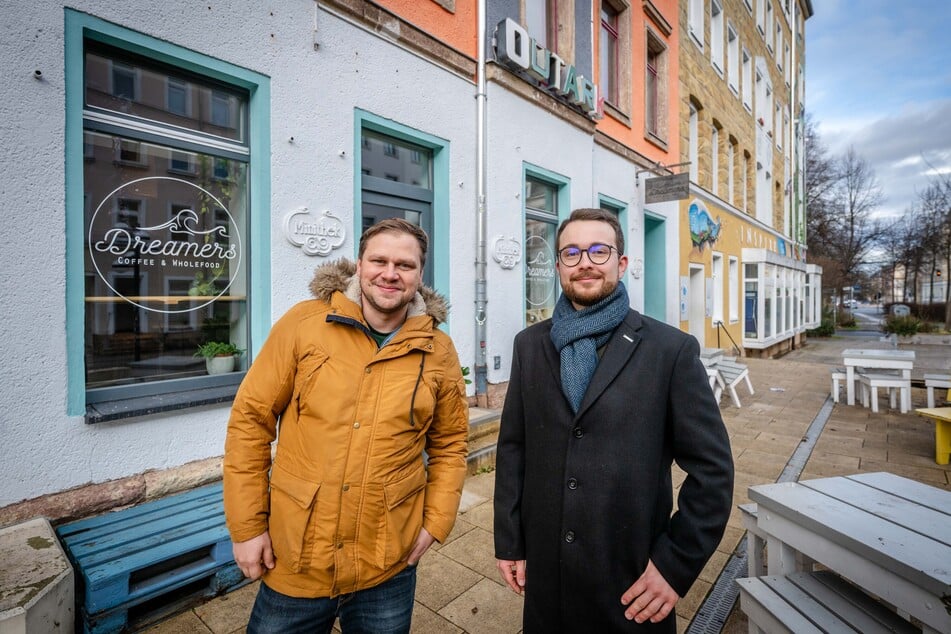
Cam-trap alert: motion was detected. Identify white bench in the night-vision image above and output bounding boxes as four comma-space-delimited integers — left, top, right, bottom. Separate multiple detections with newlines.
706, 367, 724, 402
737, 571, 919, 634
830, 367, 854, 404
925, 373, 951, 408
713, 359, 754, 408
858, 372, 911, 413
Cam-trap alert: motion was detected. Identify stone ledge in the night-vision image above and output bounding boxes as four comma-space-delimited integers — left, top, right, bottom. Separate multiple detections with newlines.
0, 518, 73, 633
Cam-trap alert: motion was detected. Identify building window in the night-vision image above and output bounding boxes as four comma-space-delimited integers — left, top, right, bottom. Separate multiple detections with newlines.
166, 78, 189, 117
727, 24, 739, 94
81, 44, 251, 406
710, 0, 724, 73
67, 11, 269, 420
766, 2, 774, 51
645, 30, 668, 142
525, 0, 558, 53
111, 62, 137, 100
743, 151, 750, 213
775, 24, 783, 69
712, 252, 724, 323
727, 137, 736, 204
756, 0, 766, 35
360, 126, 435, 286
729, 256, 739, 323
688, 102, 699, 182
741, 48, 752, 111
524, 173, 564, 325
600, 2, 620, 105
744, 263, 759, 337
688, 0, 704, 47
711, 123, 720, 195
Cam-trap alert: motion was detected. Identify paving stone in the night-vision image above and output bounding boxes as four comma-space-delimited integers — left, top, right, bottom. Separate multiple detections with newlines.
461, 499, 494, 532
437, 526, 499, 581
194, 581, 257, 633
415, 549, 481, 612
411, 601, 464, 633
439, 578, 523, 634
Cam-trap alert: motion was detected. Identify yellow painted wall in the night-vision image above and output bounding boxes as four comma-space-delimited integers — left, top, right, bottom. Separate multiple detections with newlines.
678, 193, 801, 349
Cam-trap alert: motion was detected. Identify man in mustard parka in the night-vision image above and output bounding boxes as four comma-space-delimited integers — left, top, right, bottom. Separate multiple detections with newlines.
224, 219, 469, 633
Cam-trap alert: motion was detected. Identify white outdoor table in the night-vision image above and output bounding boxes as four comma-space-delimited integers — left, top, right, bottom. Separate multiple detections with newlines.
748, 472, 951, 633
841, 348, 915, 408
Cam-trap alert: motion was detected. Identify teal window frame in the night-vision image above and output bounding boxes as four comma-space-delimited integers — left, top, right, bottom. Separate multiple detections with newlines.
65, 9, 271, 417
597, 193, 629, 250
353, 109, 451, 321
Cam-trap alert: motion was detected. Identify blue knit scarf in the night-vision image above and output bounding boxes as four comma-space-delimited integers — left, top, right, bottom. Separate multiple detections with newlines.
550, 282, 629, 413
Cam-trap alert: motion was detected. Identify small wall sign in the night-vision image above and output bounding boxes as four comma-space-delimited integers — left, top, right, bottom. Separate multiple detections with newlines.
493, 236, 522, 269
284, 208, 346, 256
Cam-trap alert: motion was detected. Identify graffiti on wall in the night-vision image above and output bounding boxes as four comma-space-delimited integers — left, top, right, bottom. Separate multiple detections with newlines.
688, 199, 722, 252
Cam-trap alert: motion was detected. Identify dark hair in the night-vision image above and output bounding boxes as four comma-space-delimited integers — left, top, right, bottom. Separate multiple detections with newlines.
358, 218, 429, 267
556, 208, 625, 255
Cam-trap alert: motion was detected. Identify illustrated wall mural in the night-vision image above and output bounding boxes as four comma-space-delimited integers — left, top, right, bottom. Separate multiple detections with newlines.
688, 199, 722, 252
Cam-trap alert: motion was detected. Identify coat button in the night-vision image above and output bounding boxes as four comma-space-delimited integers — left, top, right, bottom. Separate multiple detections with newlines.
365, 367, 372, 374
353, 422, 360, 429
342, 484, 350, 491
337, 542, 344, 549
573, 427, 583, 438
567, 478, 578, 490
564, 530, 575, 543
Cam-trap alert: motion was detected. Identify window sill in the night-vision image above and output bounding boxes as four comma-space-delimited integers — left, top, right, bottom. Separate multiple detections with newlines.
644, 130, 668, 152
85, 373, 243, 424
602, 101, 631, 127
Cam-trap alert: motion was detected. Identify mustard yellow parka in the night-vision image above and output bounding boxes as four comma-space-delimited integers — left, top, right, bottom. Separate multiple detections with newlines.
223, 259, 469, 598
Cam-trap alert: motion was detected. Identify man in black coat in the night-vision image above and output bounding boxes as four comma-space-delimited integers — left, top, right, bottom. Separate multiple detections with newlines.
494, 208, 734, 632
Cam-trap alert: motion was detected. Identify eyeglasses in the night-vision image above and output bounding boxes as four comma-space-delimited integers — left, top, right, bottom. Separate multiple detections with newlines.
557, 243, 619, 267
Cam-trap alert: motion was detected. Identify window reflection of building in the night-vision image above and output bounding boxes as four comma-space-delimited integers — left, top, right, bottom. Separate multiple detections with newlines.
83, 42, 249, 395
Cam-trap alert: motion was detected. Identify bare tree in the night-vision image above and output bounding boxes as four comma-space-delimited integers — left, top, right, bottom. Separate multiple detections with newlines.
803, 113, 840, 257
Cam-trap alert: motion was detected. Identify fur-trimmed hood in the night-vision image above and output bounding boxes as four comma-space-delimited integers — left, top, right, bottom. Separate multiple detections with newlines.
308, 258, 449, 325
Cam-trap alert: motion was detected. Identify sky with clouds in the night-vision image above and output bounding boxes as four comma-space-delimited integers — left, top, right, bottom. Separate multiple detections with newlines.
805, 0, 951, 218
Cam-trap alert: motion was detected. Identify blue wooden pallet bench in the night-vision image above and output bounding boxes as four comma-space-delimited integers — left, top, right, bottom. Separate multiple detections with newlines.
55, 481, 245, 633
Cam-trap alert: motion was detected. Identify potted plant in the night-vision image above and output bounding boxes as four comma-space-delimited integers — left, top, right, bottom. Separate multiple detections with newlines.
194, 341, 244, 375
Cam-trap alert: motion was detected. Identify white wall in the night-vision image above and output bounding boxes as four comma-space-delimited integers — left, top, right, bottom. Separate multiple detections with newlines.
0, 1, 478, 507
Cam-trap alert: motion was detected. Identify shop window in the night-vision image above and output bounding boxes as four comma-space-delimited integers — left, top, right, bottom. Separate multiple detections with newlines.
67, 11, 268, 420
524, 171, 567, 325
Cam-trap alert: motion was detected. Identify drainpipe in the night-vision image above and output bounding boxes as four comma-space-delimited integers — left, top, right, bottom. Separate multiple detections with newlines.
473, 0, 489, 406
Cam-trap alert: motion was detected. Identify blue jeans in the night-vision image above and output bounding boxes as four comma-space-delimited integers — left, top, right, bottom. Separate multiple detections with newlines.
247, 565, 417, 634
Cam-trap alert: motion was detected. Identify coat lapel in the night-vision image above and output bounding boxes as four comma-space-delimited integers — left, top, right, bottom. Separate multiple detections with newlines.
575, 310, 642, 419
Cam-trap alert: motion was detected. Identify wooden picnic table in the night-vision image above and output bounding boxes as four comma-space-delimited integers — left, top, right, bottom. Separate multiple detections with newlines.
748, 472, 951, 634
915, 407, 951, 465
842, 348, 915, 409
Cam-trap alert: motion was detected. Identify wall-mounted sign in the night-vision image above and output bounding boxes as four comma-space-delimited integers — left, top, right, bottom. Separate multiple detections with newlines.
493, 236, 522, 269
644, 173, 689, 203
495, 17, 599, 118
284, 208, 346, 256
88, 176, 242, 314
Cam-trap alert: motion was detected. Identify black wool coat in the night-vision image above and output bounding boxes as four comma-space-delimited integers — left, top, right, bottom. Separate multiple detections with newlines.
494, 310, 734, 633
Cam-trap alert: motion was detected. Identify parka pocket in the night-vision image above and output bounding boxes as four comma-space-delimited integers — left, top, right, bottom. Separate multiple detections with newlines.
294, 352, 329, 412
268, 463, 321, 573
379, 467, 427, 569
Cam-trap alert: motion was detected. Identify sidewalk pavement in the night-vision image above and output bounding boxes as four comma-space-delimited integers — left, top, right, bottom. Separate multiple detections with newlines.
146, 335, 951, 634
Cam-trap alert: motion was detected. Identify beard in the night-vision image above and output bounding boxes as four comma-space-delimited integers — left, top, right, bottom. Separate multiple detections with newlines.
561, 275, 619, 308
